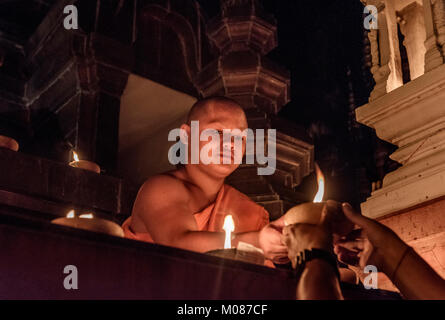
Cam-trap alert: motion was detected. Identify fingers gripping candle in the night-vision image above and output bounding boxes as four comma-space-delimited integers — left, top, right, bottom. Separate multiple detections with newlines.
283, 163, 354, 236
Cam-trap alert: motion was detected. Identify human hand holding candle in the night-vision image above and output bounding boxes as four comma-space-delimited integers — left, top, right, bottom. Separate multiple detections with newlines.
283, 164, 354, 236
283, 205, 344, 300
334, 203, 410, 277
258, 215, 289, 264
335, 203, 445, 299
283, 205, 334, 268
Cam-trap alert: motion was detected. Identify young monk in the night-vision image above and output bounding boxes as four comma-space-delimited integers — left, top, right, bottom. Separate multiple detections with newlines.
122, 96, 289, 266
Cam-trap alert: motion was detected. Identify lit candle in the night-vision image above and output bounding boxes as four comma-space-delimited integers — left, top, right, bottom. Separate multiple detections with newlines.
283, 163, 353, 235
51, 209, 124, 237
66, 209, 75, 218
313, 163, 324, 203
79, 213, 94, 219
223, 215, 235, 249
69, 150, 101, 174
206, 215, 265, 265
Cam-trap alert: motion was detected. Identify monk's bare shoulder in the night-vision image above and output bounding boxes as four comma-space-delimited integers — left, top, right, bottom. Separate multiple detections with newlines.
136, 172, 190, 207
130, 172, 196, 234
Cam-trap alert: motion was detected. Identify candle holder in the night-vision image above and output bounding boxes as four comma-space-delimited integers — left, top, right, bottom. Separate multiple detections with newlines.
283, 201, 354, 236
51, 213, 124, 237
0, 135, 19, 151
69, 160, 101, 173
206, 242, 265, 265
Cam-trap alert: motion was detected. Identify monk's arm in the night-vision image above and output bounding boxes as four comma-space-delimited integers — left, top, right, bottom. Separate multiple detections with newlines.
232, 215, 286, 249
233, 232, 260, 248
132, 176, 260, 252
162, 230, 259, 252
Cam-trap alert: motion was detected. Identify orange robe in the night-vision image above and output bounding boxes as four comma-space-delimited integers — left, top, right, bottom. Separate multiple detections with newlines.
122, 184, 269, 241
121, 184, 272, 266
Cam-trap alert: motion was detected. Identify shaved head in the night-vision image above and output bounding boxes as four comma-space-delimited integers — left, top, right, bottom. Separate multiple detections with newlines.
178, 96, 249, 176
187, 96, 246, 125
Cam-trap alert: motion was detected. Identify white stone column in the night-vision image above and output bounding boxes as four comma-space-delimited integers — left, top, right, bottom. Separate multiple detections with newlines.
384, 0, 404, 92
356, 63, 445, 218
432, 0, 445, 55
356, 0, 445, 218
398, 2, 426, 80
364, 0, 404, 101
423, 0, 445, 71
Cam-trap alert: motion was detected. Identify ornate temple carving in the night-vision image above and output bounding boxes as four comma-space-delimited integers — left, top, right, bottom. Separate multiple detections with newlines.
357, 0, 445, 286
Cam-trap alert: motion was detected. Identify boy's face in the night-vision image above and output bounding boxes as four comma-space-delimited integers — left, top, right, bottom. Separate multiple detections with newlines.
182, 103, 248, 178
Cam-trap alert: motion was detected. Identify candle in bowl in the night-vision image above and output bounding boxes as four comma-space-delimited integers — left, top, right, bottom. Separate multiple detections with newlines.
207, 242, 265, 265
283, 164, 354, 236
283, 201, 354, 236
51, 210, 124, 238
205, 215, 265, 265
0, 135, 19, 151
206, 215, 236, 259
69, 151, 100, 174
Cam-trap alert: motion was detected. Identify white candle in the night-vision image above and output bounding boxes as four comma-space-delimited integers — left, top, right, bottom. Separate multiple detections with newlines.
223, 215, 235, 249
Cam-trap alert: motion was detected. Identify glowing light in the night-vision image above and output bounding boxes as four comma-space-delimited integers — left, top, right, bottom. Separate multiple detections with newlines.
72, 150, 80, 162
223, 215, 235, 249
313, 163, 325, 203
79, 213, 94, 219
66, 210, 75, 218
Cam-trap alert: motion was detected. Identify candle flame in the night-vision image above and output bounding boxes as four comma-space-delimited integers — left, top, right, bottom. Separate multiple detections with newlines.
79, 213, 94, 219
223, 215, 235, 249
313, 163, 325, 203
66, 210, 75, 218
72, 150, 80, 162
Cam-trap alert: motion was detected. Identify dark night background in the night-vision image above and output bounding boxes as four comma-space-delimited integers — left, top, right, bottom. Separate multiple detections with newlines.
0, 0, 399, 208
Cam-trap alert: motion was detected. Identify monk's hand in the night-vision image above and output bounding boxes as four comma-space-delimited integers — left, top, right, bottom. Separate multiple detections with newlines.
283, 204, 333, 269
258, 218, 289, 264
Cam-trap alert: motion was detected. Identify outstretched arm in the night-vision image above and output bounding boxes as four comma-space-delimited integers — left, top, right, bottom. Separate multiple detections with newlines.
284, 205, 343, 300
336, 203, 445, 299
132, 175, 287, 262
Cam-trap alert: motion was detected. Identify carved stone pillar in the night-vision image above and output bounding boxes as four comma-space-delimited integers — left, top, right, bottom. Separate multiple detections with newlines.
432, 0, 445, 56
358, 0, 445, 218
398, 2, 426, 80
363, 1, 388, 100
357, 0, 445, 290
423, 0, 445, 71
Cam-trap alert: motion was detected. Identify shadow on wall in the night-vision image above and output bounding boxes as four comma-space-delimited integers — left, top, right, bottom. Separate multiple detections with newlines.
118, 74, 197, 185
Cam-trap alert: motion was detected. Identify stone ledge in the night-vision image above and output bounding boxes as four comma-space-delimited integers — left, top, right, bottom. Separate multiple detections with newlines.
0, 212, 296, 299
0, 211, 400, 299
361, 164, 445, 219
356, 63, 445, 145
0, 149, 138, 218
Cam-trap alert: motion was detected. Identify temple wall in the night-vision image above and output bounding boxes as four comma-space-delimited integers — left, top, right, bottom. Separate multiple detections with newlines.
357, 0, 445, 290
